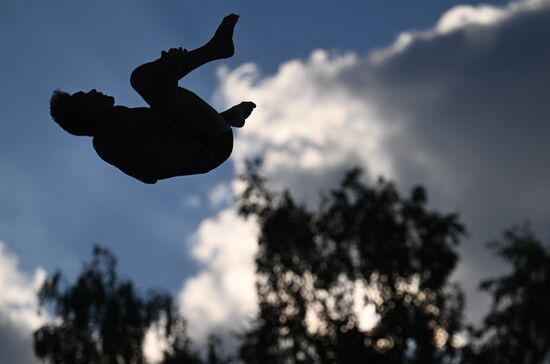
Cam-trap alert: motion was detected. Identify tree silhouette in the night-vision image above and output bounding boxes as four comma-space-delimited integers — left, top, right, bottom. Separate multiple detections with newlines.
237, 164, 466, 363
463, 225, 550, 364
33, 246, 202, 364
32, 169, 550, 364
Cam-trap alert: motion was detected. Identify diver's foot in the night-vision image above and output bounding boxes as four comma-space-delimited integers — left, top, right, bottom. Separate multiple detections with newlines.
208, 14, 239, 59
221, 101, 256, 128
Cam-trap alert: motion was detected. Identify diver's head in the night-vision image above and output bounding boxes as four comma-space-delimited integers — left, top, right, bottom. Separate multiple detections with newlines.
50, 89, 115, 136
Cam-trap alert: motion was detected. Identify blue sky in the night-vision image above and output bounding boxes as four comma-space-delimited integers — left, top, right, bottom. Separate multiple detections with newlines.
0, 0, 509, 289
2, 0, 550, 361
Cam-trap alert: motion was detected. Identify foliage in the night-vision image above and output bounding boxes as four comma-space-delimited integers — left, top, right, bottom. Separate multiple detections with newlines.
33, 246, 201, 364
237, 164, 466, 363
32, 166, 550, 364
463, 225, 550, 364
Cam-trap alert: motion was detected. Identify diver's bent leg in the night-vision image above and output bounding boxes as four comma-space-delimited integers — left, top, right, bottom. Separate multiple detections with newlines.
172, 87, 230, 135
130, 13, 238, 95
177, 14, 239, 79
155, 140, 217, 179
130, 60, 178, 117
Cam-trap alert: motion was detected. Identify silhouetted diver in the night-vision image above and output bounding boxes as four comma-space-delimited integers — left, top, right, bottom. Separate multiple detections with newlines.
50, 14, 255, 184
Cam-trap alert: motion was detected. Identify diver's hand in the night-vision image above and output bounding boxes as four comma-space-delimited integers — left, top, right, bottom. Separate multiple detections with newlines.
161, 47, 187, 74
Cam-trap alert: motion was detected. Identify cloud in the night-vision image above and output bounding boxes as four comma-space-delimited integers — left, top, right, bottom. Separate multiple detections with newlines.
0, 242, 46, 364
178, 210, 258, 346
216, 50, 393, 203
143, 316, 171, 364
0, 318, 41, 364
180, 0, 550, 348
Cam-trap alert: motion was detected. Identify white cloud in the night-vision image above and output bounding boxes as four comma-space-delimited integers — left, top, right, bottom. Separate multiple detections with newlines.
215, 51, 397, 207
372, 0, 549, 62
0, 241, 46, 363
0, 242, 46, 332
435, 4, 506, 33
179, 210, 258, 346
217, 50, 392, 177
180, 0, 550, 350
143, 316, 171, 364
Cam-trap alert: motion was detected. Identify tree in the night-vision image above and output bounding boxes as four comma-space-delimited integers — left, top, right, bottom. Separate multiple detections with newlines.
34, 246, 202, 364
464, 225, 550, 364
32, 169, 550, 364
237, 164, 466, 364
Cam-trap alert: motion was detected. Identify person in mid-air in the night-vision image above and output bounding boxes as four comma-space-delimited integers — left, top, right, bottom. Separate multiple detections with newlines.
50, 14, 255, 184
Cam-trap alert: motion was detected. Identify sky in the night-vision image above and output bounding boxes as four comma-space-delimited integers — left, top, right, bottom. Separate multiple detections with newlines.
1, 0, 550, 362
